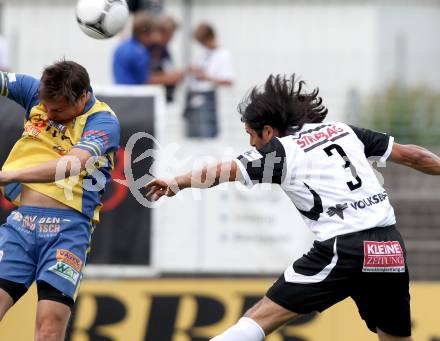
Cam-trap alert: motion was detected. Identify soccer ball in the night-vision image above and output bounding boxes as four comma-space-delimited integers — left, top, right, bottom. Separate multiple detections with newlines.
76, 0, 129, 39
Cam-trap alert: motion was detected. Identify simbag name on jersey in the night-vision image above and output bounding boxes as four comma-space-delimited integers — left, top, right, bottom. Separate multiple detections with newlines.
294, 124, 349, 152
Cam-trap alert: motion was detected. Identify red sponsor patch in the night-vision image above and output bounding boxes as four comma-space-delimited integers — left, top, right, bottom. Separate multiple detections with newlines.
363, 241, 405, 273
30, 115, 48, 128
56, 249, 83, 272
24, 122, 42, 137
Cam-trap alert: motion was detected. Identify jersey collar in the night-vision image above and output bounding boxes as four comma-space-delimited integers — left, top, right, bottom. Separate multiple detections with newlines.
82, 87, 96, 114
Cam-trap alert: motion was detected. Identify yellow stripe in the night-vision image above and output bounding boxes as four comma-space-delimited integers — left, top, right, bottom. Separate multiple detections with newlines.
82, 141, 102, 155
76, 143, 100, 156
73, 219, 95, 301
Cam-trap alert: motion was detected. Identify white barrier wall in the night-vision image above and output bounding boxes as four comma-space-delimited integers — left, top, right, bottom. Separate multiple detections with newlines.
150, 140, 316, 273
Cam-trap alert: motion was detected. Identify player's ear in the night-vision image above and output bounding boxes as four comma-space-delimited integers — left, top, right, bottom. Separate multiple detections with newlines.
262, 125, 278, 139
262, 125, 271, 138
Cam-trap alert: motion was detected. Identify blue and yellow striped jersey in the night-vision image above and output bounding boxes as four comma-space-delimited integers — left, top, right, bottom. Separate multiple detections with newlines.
0, 72, 120, 223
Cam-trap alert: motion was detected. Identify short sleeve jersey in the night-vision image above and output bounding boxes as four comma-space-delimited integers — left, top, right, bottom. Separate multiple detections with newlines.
0, 72, 120, 223
113, 38, 151, 85
235, 122, 396, 241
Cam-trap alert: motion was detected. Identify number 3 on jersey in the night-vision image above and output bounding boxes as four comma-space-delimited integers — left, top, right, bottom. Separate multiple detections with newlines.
324, 144, 362, 191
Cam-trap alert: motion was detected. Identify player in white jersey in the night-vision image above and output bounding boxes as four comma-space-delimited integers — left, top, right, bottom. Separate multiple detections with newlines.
145, 74, 440, 341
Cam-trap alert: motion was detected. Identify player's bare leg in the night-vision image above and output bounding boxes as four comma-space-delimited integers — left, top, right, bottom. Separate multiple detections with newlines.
0, 288, 13, 321
35, 300, 71, 341
211, 296, 299, 340
244, 296, 299, 334
377, 328, 413, 341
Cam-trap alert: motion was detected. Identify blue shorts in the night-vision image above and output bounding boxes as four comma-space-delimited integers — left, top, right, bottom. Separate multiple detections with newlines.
0, 206, 93, 300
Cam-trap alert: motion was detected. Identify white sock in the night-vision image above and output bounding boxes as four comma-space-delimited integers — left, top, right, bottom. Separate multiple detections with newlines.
210, 317, 265, 341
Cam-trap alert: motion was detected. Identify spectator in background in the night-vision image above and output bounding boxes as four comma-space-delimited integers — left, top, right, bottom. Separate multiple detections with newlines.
184, 23, 235, 138
113, 11, 160, 85
149, 14, 182, 102
113, 11, 183, 91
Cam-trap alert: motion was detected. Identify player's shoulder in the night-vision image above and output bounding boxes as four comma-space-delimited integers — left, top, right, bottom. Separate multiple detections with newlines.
2, 71, 40, 88
88, 109, 120, 127
88, 108, 118, 120
345, 124, 390, 140
1, 72, 40, 112
89, 96, 117, 116
84, 99, 120, 127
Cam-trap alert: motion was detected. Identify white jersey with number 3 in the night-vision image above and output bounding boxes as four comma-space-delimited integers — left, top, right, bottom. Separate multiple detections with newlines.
235, 122, 396, 241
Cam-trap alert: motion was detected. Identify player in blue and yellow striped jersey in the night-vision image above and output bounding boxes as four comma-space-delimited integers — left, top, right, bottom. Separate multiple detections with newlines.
0, 60, 120, 341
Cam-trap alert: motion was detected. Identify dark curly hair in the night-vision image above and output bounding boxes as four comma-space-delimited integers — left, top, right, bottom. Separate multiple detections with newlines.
39, 60, 90, 104
238, 74, 328, 137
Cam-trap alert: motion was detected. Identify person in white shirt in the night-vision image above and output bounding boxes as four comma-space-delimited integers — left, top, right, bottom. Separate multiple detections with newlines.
184, 22, 235, 138
146, 73, 440, 341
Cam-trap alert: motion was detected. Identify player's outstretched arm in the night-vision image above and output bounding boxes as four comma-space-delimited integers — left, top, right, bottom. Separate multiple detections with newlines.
145, 160, 240, 201
390, 143, 440, 175
0, 148, 93, 185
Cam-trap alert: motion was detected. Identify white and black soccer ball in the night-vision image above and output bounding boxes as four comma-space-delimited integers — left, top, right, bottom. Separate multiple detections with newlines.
76, 0, 129, 39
